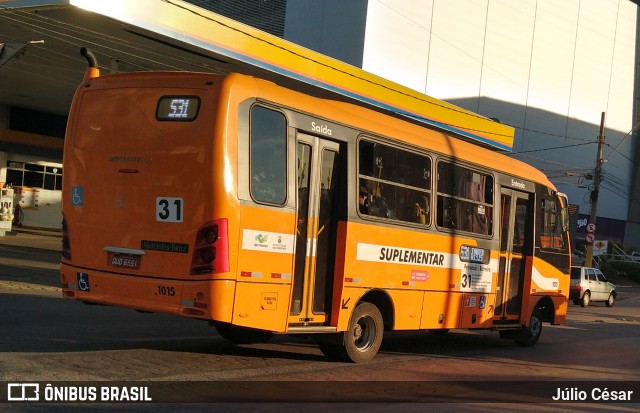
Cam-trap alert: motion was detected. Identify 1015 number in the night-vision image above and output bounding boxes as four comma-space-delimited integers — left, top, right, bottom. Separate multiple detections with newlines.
156, 286, 175, 296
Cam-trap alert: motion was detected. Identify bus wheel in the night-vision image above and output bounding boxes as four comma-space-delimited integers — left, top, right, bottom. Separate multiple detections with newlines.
341, 302, 384, 363
514, 309, 542, 347
215, 324, 273, 344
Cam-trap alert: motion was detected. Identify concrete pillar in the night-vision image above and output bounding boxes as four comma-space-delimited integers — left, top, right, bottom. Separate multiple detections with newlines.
0, 104, 9, 186
624, 9, 640, 248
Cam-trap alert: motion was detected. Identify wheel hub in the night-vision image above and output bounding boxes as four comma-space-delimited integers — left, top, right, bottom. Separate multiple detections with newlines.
353, 323, 363, 340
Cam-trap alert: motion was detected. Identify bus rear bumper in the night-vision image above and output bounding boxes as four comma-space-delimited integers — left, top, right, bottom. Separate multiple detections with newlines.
60, 263, 236, 322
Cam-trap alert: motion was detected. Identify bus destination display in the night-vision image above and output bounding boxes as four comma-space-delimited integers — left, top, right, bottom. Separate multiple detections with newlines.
156, 96, 200, 121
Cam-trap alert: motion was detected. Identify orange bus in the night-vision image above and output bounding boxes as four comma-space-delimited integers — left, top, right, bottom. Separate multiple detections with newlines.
61, 62, 571, 363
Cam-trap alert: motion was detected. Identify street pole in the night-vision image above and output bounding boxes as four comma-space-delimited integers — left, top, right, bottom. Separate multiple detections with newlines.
584, 112, 606, 267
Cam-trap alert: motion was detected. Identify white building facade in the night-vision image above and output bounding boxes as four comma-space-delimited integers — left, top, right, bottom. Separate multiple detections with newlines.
285, 0, 639, 246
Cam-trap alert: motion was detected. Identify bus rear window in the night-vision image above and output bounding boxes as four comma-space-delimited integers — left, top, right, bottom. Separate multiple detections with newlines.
73, 88, 205, 152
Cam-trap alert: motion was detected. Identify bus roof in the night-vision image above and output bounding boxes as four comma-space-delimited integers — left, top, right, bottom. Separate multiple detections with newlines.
76, 70, 553, 190
245, 74, 554, 190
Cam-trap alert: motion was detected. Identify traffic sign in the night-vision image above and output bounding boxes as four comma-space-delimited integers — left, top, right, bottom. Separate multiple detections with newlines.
585, 233, 595, 243
593, 240, 608, 256
587, 223, 596, 233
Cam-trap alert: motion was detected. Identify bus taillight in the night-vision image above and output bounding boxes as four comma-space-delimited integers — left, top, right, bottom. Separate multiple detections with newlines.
191, 219, 229, 275
61, 215, 71, 260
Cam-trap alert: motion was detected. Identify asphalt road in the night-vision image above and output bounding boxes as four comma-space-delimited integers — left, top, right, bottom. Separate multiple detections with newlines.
1, 230, 639, 413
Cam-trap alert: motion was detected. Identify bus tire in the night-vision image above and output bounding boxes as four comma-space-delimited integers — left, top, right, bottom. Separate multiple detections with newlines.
215, 324, 273, 344
514, 308, 542, 347
339, 302, 384, 363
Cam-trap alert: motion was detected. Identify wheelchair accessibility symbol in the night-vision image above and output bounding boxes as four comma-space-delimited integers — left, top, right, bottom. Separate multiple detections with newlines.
71, 186, 84, 206
77, 272, 90, 292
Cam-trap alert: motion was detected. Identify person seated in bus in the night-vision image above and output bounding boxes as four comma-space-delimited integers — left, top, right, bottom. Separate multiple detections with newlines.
368, 195, 389, 218
411, 195, 430, 225
359, 186, 369, 214
437, 197, 457, 230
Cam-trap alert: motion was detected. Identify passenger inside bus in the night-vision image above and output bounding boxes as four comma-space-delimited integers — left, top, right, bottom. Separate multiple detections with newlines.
412, 195, 430, 225
359, 186, 369, 214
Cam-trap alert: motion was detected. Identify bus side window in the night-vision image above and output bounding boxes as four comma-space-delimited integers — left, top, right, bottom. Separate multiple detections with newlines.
250, 106, 287, 205
540, 196, 566, 249
358, 138, 431, 225
436, 161, 493, 236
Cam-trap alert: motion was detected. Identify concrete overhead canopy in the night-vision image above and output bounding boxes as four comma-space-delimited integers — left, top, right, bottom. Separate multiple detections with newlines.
0, 0, 514, 151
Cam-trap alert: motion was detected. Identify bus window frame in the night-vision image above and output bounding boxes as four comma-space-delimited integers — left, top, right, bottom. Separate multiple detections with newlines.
248, 104, 289, 207
434, 157, 495, 239
539, 194, 568, 251
356, 135, 433, 229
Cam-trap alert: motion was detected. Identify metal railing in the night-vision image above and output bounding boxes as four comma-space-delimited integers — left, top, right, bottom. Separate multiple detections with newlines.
606, 243, 640, 263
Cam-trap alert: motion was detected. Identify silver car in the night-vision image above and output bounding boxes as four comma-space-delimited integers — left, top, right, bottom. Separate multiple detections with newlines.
570, 266, 616, 307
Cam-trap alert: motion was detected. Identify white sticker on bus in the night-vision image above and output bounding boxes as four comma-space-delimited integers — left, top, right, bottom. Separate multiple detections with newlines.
531, 266, 560, 291
156, 197, 183, 222
356, 243, 451, 267
460, 263, 493, 292
356, 242, 495, 292
242, 229, 295, 254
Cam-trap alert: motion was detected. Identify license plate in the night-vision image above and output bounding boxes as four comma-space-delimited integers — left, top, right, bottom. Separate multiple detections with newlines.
108, 253, 141, 269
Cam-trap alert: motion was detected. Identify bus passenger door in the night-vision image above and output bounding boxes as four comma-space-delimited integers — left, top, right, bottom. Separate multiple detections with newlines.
289, 133, 341, 327
495, 189, 532, 322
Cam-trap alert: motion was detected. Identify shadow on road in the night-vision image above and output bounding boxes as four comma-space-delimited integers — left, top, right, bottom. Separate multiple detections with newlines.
0, 293, 327, 362
0, 232, 61, 290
